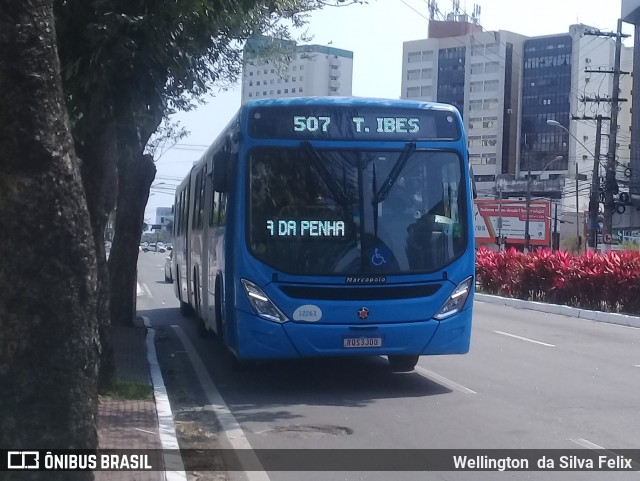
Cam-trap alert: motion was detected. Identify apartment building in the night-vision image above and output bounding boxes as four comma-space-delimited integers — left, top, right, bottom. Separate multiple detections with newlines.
241, 36, 353, 103
401, 20, 526, 197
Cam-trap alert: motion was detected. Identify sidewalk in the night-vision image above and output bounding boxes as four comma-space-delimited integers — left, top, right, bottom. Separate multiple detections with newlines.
95, 321, 165, 481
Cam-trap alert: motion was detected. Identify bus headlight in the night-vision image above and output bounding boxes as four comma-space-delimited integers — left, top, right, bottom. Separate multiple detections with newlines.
241, 279, 288, 323
434, 276, 473, 320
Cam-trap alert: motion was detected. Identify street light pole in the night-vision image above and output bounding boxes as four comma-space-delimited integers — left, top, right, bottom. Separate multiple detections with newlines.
546, 119, 599, 252
524, 155, 563, 253
576, 163, 581, 251
524, 168, 532, 252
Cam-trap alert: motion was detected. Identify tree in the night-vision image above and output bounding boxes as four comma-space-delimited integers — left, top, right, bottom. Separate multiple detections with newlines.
0, 0, 98, 476
55, 0, 365, 332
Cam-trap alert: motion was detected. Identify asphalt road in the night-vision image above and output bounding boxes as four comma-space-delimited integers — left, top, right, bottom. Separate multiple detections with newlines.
136, 252, 640, 481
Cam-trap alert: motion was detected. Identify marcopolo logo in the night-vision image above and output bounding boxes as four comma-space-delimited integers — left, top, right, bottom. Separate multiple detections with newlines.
345, 276, 387, 285
7, 451, 40, 469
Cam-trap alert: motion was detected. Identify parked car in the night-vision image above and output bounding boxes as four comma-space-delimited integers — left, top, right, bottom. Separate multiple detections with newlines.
164, 251, 173, 282
143, 242, 166, 253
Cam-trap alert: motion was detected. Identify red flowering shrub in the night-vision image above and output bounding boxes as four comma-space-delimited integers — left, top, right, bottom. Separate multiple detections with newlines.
476, 247, 525, 297
519, 249, 571, 302
475, 248, 640, 315
475, 247, 501, 295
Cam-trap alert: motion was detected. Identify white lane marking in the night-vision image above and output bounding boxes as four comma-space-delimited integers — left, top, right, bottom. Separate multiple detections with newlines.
142, 282, 153, 299
415, 366, 477, 394
136, 282, 144, 297
134, 427, 157, 435
494, 330, 555, 347
172, 325, 271, 481
143, 317, 187, 481
570, 438, 605, 450
571, 438, 640, 470
634, 365, 640, 368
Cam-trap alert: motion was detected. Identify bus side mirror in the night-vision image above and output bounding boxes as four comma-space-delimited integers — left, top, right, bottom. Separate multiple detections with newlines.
212, 150, 233, 193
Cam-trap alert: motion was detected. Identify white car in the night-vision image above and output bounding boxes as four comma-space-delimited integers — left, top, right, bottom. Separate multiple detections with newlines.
164, 251, 173, 282
143, 243, 166, 253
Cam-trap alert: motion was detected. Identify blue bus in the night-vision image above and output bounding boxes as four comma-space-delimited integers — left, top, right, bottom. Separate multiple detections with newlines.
172, 97, 475, 371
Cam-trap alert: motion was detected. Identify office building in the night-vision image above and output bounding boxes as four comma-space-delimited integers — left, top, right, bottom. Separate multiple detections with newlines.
518, 25, 632, 226
401, 18, 526, 197
402, 15, 637, 245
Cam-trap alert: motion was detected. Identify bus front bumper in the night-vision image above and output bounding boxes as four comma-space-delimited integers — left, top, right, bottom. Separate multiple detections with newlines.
235, 308, 472, 360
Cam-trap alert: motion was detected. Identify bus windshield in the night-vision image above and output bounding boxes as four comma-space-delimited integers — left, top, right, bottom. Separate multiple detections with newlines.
248, 146, 467, 276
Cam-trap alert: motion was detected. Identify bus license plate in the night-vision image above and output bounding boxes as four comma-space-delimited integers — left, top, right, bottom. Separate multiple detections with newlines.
343, 337, 382, 348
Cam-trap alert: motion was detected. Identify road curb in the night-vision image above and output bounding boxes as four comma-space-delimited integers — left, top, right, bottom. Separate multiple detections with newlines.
143, 316, 187, 481
475, 294, 640, 328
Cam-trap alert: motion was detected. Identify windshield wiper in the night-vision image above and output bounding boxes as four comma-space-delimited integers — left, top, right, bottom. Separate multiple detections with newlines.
372, 161, 379, 237
300, 141, 348, 205
373, 142, 416, 204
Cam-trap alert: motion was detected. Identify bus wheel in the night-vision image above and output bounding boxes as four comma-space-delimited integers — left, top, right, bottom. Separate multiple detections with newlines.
179, 301, 191, 316
388, 355, 419, 372
197, 319, 213, 338
214, 277, 224, 340
228, 350, 249, 371
177, 266, 191, 316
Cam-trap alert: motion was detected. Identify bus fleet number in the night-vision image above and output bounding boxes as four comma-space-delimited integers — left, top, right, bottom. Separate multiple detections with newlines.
293, 116, 331, 133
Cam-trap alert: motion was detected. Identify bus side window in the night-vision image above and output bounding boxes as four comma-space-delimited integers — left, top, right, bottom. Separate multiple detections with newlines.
217, 193, 227, 226
209, 189, 217, 227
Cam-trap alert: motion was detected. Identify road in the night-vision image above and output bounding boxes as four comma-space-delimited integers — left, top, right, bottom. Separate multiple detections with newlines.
136, 252, 640, 481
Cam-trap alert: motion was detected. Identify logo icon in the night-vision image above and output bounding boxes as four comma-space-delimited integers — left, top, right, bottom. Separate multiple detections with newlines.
7, 451, 39, 470
357, 307, 369, 320
369, 246, 390, 267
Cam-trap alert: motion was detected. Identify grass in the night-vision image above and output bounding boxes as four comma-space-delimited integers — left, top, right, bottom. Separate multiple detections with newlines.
100, 382, 153, 400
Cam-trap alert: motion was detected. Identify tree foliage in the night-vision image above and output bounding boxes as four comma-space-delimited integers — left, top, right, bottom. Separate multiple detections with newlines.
56, 0, 364, 148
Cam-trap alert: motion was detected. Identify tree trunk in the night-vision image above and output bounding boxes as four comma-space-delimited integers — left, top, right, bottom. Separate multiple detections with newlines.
51, 113, 118, 395
54, 0, 120, 390
76, 116, 118, 389
0, 0, 98, 478
108, 143, 156, 326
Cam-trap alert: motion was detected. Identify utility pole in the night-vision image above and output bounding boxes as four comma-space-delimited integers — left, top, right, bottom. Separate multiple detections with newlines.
575, 163, 581, 251
497, 185, 504, 251
603, 19, 624, 250
524, 168, 532, 253
588, 116, 603, 250
584, 20, 629, 250
553, 203, 559, 250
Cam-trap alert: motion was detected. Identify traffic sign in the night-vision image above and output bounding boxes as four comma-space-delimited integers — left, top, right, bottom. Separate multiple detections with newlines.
603, 233, 613, 244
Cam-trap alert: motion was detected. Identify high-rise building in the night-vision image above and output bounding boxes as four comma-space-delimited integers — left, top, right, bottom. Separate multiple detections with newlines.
622, 0, 640, 229
401, 19, 526, 197
241, 36, 353, 104
518, 25, 632, 223
402, 18, 635, 238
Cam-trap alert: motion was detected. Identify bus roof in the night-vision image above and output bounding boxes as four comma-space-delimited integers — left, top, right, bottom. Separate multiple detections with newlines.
242, 96, 460, 113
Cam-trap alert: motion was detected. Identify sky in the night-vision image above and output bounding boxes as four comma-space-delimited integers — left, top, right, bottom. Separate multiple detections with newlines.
145, 0, 634, 222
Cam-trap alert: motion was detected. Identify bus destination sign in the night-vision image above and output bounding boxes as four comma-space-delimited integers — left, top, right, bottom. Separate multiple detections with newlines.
249, 106, 461, 141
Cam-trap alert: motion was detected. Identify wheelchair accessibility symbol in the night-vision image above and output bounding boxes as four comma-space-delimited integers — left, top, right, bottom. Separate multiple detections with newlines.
370, 247, 389, 267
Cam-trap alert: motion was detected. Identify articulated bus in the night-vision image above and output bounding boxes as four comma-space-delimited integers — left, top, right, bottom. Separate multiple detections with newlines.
172, 97, 475, 371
